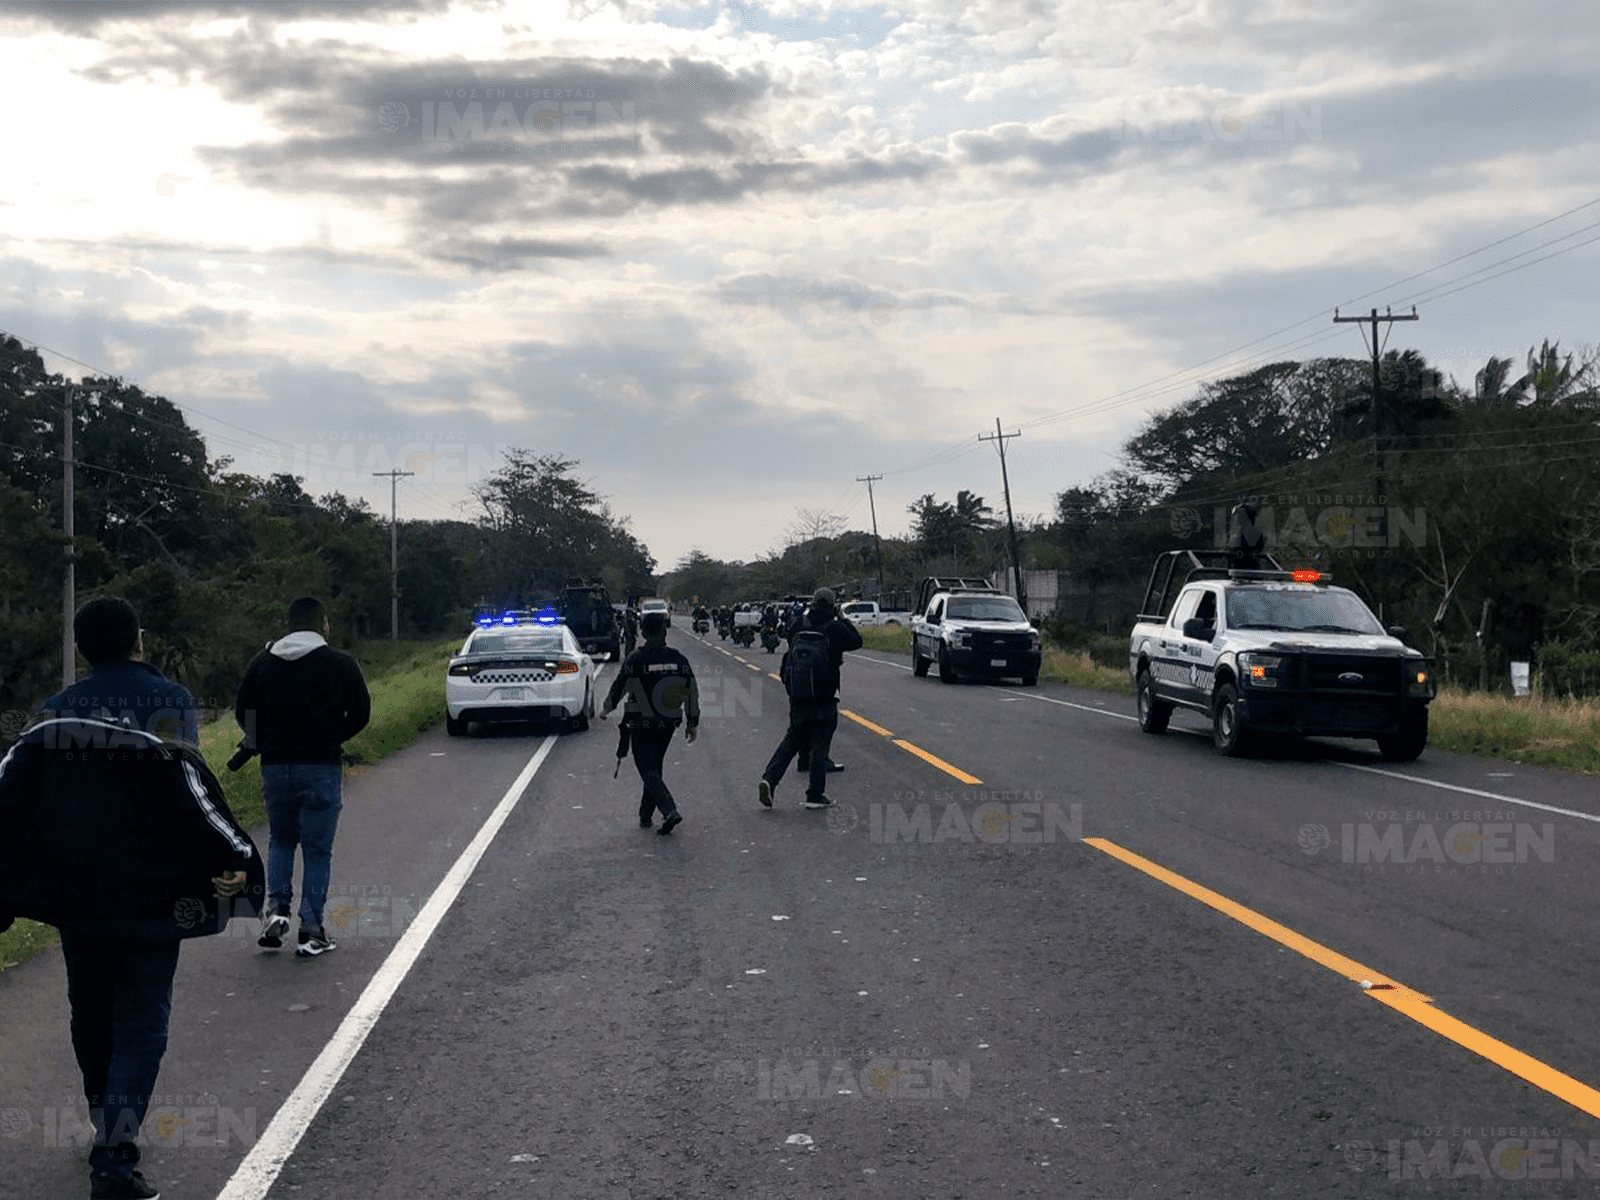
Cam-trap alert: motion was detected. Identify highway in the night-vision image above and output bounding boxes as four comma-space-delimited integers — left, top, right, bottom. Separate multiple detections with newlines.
3, 627, 1598, 1198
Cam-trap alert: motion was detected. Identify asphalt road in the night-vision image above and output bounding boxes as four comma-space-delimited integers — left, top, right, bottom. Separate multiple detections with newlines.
4, 627, 1600, 1198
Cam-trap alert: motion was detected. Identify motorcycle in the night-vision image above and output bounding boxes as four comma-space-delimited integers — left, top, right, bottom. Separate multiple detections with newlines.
760, 623, 781, 653
733, 622, 757, 648
693, 615, 711, 634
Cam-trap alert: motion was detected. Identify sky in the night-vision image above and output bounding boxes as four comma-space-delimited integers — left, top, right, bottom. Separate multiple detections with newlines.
2, 0, 1598, 573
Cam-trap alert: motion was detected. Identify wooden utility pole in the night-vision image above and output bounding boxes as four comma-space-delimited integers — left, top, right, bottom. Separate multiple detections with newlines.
62, 387, 76, 686
856, 474, 885, 598
373, 469, 415, 639
1333, 305, 1419, 619
978, 418, 1026, 616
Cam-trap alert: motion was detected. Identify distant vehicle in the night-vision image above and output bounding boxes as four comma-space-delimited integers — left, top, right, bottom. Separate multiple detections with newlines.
910, 576, 1041, 685
640, 598, 671, 627
841, 600, 913, 628
558, 580, 622, 660
445, 617, 598, 736
1129, 542, 1434, 760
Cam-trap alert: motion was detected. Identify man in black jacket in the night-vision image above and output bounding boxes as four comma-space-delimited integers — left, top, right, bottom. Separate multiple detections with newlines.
234, 597, 370, 957
0, 596, 262, 1200
758, 587, 862, 810
599, 612, 699, 834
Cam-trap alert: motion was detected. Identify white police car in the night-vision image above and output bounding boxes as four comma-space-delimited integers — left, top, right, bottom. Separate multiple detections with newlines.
446, 609, 598, 736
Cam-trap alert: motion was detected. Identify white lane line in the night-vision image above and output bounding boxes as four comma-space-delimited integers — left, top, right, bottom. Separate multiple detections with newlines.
1331, 761, 1600, 825
215, 735, 562, 1200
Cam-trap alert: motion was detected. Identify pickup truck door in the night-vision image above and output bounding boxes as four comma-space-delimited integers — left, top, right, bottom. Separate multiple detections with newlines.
917, 598, 944, 658
1177, 588, 1222, 706
1155, 589, 1214, 708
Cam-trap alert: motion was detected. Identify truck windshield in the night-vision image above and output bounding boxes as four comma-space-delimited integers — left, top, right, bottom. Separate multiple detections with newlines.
947, 597, 1026, 621
1225, 588, 1385, 634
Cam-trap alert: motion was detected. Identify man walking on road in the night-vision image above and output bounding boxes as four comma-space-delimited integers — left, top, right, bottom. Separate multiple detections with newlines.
758, 587, 862, 811
0, 597, 263, 1200
600, 611, 699, 834
234, 597, 370, 957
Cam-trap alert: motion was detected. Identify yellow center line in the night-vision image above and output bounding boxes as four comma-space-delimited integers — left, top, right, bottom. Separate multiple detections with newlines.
841, 709, 894, 738
1084, 836, 1600, 1120
893, 739, 983, 785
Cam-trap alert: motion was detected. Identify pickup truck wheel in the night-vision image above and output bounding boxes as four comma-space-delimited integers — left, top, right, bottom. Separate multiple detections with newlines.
912, 644, 929, 677
1137, 669, 1172, 734
1211, 683, 1254, 756
937, 645, 958, 684
1377, 709, 1428, 762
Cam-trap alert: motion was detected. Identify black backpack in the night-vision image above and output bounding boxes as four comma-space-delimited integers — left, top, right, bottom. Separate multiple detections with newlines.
784, 629, 838, 703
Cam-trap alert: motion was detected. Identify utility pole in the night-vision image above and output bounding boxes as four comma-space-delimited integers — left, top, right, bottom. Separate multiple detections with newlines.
856, 474, 886, 599
373, 469, 415, 639
61, 387, 76, 687
1333, 305, 1419, 619
978, 418, 1026, 617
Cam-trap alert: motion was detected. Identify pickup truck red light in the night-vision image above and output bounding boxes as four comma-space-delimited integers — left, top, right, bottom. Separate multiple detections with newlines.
1290, 569, 1324, 582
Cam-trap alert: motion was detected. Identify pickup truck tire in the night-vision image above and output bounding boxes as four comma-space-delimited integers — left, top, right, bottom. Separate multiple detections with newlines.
937, 645, 959, 684
912, 645, 930, 677
1136, 669, 1172, 734
1377, 709, 1428, 762
1211, 683, 1255, 756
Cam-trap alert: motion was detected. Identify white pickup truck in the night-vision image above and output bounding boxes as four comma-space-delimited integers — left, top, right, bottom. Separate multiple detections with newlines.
910, 576, 1041, 685
841, 600, 913, 627
1128, 548, 1434, 759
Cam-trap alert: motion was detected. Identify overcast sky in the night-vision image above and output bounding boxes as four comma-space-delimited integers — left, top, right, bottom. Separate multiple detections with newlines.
3, 0, 1598, 572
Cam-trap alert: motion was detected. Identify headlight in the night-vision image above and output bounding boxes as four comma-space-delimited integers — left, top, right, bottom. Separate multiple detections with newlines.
1238, 652, 1284, 688
1029, 631, 1042, 652
1407, 666, 1433, 696
950, 631, 970, 648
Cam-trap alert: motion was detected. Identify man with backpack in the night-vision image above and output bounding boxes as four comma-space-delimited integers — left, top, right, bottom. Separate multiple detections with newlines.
757, 587, 862, 810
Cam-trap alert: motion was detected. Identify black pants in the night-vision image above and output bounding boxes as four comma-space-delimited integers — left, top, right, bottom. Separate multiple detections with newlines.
58, 929, 183, 1175
762, 703, 838, 802
629, 722, 681, 823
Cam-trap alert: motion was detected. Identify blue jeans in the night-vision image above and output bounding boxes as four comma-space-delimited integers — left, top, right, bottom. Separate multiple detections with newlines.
58, 928, 182, 1176
261, 762, 344, 933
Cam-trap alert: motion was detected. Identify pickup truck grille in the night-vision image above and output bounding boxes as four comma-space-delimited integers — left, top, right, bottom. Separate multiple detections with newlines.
970, 631, 1035, 654
1303, 654, 1401, 695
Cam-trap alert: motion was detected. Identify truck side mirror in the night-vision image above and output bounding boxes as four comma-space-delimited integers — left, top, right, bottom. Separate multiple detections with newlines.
1182, 617, 1214, 641
1386, 625, 1409, 643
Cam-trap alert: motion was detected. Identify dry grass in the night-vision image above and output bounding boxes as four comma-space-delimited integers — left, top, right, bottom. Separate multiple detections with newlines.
1428, 687, 1600, 774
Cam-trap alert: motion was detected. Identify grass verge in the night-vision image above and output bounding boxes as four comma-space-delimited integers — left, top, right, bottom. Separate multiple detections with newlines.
0, 638, 457, 974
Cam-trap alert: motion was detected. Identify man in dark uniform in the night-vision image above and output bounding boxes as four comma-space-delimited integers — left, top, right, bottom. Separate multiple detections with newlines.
622, 603, 640, 657
757, 587, 862, 810
599, 612, 700, 834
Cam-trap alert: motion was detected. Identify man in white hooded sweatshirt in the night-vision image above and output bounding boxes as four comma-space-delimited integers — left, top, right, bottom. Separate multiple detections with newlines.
234, 597, 370, 957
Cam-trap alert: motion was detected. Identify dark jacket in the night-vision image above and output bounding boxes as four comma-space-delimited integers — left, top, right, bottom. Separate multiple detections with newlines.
604, 642, 700, 729
37, 658, 201, 748
0, 716, 264, 940
780, 606, 863, 703
234, 632, 371, 765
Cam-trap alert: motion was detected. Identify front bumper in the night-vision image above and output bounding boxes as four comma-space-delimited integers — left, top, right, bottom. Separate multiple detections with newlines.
1234, 651, 1433, 736
945, 646, 1043, 678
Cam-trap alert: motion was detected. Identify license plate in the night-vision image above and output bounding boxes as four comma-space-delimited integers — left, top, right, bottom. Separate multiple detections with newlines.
990, 658, 1007, 667
496, 688, 526, 701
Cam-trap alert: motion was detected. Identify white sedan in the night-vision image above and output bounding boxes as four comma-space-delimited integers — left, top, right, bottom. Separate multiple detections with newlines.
446, 620, 598, 736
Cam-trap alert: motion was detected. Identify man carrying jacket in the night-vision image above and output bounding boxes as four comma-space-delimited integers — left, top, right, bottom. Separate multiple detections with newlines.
234, 597, 370, 958
0, 596, 263, 1200
757, 587, 862, 810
